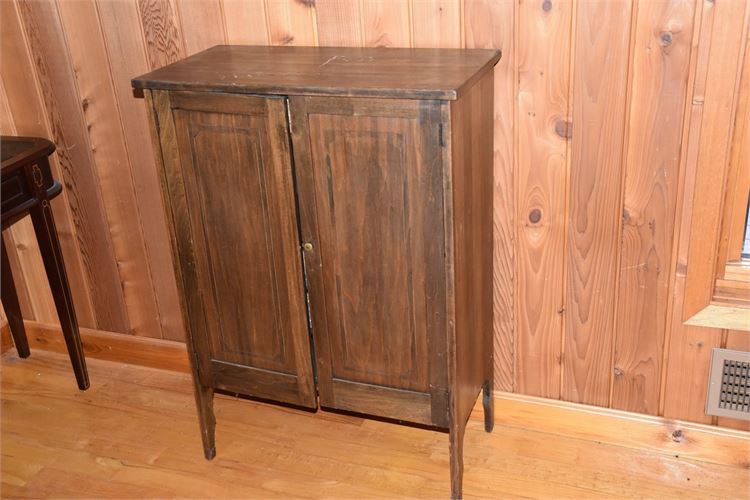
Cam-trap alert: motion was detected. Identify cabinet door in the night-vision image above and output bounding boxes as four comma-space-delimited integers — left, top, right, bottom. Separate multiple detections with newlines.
167, 91, 316, 408
289, 97, 449, 426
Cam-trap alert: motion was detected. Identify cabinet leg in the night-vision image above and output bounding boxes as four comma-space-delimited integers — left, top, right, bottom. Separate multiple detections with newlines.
30, 201, 89, 390
482, 380, 494, 433
449, 422, 465, 500
194, 381, 216, 460
1, 233, 30, 358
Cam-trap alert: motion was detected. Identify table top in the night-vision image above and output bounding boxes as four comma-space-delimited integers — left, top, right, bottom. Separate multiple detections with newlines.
132, 45, 501, 101
1, 136, 55, 175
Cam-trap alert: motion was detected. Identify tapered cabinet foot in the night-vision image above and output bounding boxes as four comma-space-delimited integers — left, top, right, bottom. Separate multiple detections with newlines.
194, 382, 216, 460
483, 380, 494, 433
449, 423, 465, 500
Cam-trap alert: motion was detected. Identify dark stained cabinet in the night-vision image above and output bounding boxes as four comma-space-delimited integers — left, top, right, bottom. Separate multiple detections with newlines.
134, 46, 500, 499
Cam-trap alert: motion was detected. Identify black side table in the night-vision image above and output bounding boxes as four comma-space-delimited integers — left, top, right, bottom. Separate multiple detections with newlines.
1, 136, 89, 390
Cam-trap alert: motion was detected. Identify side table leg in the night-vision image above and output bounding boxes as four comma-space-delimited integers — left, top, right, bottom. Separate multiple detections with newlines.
1, 232, 30, 358
30, 200, 89, 390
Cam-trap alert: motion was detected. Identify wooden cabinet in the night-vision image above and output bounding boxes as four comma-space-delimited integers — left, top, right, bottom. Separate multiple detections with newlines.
134, 46, 500, 499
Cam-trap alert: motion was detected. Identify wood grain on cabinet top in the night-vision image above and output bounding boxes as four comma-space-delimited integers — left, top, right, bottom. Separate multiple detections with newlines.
132, 45, 501, 100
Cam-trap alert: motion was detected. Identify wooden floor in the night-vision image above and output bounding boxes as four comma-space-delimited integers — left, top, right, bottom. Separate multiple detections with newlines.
2, 349, 748, 499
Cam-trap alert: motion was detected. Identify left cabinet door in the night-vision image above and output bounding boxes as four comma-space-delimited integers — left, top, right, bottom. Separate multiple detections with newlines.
152, 90, 316, 408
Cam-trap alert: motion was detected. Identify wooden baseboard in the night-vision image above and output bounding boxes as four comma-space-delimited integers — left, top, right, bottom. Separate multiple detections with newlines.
488, 392, 749, 469
0, 321, 10, 354
4, 320, 747, 470
1, 320, 189, 372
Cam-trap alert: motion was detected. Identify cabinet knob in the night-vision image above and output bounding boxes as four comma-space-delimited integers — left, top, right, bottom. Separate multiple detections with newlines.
302, 242, 314, 252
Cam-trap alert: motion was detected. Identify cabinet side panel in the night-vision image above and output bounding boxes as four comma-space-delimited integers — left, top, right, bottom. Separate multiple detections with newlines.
144, 89, 213, 389
449, 72, 495, 427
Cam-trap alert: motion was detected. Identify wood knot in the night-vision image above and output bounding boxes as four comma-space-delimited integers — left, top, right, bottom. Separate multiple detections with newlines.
542, 0, 552, 12
660, 31, 673, 47
554, 119, 572, 139
623, 209, 631, 224
671, 429, 684, 442
529, 208, 542, 224
613, 366, 623, 377
295, 0, 315, 7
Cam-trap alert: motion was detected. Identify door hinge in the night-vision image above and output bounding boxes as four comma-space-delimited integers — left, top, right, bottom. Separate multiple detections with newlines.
192, 350, 202, 379
285, 98, 294, 135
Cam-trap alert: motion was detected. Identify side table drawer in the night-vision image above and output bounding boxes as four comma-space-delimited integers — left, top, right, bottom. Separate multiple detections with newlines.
1, 172, 31, 216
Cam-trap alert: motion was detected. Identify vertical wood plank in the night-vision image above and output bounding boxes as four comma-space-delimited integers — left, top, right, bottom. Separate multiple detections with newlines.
265, 0, 318, 46
56, 0, 162, 338
17, 0, 131, 333
611, 0, 695, 415
563, 0, 634, 407
411, 0, 462, 48
96, 0, 185, 341
361, 0, 411, 48
137, 0, 186, 69
681, 0, 749, 320
464, 0, 515, 392
175, 0, 226, 55
663, 0, 723, 425
515, 0, 572, 398
1, 0, 95, 327
221, 0, 269, 45
315, 0, 363, 47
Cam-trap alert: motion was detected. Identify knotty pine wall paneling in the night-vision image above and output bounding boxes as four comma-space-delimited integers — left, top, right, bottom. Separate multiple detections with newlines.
1, 0, 748, 431
361, 0, 411, 48
97, 0, 184, 340
265, 0, 317, 46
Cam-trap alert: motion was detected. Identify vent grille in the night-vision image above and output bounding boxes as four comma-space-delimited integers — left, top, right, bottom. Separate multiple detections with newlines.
707, 349, 750, 421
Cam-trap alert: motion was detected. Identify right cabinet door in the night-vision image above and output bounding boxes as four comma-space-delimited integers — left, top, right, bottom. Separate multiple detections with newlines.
289, 96, 449, 427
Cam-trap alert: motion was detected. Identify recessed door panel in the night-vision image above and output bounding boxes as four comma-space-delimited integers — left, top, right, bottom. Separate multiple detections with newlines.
312, 121, 427, 390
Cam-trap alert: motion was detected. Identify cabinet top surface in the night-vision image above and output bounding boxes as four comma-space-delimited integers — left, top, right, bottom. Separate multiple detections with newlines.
132, 45, 501, 100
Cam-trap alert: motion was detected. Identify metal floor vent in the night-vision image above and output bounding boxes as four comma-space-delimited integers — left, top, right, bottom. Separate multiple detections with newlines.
707, 349, 750, 421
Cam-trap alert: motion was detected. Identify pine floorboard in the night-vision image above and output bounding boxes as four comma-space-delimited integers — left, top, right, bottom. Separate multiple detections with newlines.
1, 349, 748, 499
